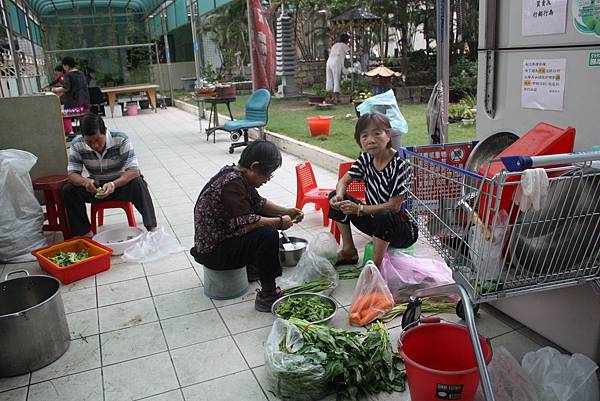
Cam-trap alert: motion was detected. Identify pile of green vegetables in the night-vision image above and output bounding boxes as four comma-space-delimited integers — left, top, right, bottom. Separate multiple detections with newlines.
285, 318, 405, 401
49, 251, 89, 267
275, 296, 335, 322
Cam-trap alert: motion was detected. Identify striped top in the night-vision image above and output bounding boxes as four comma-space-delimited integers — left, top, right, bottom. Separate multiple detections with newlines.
67, 130, 139, 182
348, 151, 411, 205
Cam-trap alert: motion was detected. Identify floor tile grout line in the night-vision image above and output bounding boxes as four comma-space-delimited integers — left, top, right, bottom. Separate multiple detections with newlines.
94, 274, 107, 401
144, 270, 185, 395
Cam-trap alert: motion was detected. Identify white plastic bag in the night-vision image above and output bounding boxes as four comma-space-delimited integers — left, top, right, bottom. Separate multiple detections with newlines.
380, 252, 456, 303
309, 231, 337, 265
522, 347, 599, 401
474, 346, 540, 401
356, 89, 408, 134
122, 227, 184, 263
469, 210, 509, 282
277, 250, 339, 293
264, 319, 330, 401
0, 149, 47, 262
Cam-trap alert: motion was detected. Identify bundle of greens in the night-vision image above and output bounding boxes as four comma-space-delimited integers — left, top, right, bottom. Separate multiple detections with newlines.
282, 279, 334, 295
49, 251, 89, 267
379, 300, 456, 323
289, 318, 406, 401
337, 266, 363, 280
275, 296, 335, 322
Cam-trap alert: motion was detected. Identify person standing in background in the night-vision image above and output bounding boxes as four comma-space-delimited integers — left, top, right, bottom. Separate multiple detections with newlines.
325, 33, 350, 104
52, 56, 90, 139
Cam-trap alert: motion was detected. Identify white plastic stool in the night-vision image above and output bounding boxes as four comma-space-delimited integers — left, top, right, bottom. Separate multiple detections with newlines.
203, 265, 249, 300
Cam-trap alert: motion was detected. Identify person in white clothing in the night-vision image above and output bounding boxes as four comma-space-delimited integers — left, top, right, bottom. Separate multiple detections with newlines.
325, 33, 350, 103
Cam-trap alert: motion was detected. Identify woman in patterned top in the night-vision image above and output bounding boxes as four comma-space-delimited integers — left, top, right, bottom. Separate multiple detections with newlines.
329, 112, 418, 267
191, 141, 304, 312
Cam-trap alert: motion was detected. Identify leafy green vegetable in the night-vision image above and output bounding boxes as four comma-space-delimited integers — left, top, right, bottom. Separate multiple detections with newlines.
275, 296, 335, 322
289, 318, 406, 401
49, 251, 89, 267
95, 187, 105, 195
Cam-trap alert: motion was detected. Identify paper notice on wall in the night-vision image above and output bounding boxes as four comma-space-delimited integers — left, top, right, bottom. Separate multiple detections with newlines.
521, 59, 566, 111
522, 0, 568, 36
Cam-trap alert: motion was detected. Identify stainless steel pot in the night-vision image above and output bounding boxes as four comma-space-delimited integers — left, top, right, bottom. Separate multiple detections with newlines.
0, 270, 70, 377
279, 237, 308, 267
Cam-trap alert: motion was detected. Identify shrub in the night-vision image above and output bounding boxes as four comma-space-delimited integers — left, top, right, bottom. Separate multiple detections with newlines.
450, 57, 478, 99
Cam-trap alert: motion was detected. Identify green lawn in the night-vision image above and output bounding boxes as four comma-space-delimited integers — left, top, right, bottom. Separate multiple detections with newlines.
174, 91, 476, 159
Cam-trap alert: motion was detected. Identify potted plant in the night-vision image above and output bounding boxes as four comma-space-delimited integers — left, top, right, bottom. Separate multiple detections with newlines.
308, 85, 327, 104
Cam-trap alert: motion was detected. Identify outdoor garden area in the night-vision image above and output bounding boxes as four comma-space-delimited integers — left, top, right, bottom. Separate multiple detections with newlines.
174, 91, 477, 158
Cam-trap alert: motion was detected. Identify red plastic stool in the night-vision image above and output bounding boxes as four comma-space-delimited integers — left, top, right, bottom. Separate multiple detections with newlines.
32, 175, 71, 240
91, 201, 136, 234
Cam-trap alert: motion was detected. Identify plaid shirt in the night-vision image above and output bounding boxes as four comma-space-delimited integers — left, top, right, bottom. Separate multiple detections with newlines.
67, 130, 139, 182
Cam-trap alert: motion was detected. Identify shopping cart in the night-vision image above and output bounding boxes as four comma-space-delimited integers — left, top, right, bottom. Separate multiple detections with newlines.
399, 144, 600, 401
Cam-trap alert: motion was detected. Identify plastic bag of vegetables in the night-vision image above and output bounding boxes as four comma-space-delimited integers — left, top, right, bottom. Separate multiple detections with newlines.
264, 319, 331, 401
349, 262, 394, 326
277, 250, 339, 294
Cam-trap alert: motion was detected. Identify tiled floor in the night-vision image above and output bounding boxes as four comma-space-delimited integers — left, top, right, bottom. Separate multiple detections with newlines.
0, 108, 556, 401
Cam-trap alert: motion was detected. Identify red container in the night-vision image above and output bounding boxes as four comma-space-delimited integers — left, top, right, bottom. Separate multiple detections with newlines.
399, 322, 493, 401
32, 237, 113, 284
307, 116, 333, 136
478, 123, 575, 222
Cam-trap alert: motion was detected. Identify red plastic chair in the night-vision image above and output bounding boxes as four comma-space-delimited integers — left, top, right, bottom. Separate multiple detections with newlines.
90, 201, 136, 234
295, 161, 334, 226
32, 175, 71, 240
330, 162, 367, 243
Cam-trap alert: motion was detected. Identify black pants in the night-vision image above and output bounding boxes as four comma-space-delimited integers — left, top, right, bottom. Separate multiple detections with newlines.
62, 176, 157, 236
190, 226, 281, 291
328, 192, 418, 249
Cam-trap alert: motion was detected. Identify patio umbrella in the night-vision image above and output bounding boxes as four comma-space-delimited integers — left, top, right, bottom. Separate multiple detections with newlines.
330, 7, 382, 23
427, 81, 447, 144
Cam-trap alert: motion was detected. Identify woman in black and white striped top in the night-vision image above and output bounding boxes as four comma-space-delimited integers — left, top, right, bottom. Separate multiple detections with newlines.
329, 112, 418, 267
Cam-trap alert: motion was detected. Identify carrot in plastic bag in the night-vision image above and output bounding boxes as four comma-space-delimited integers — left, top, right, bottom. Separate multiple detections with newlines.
349, 263, 394, 326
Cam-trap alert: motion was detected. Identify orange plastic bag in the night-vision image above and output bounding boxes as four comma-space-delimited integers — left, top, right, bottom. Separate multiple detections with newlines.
349, 262, 394, 326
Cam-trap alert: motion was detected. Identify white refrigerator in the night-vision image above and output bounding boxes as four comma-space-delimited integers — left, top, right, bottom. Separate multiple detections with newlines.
476, 0, 600, 362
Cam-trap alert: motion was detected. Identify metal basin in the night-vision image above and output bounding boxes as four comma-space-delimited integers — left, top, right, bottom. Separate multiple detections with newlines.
279, 237, 308, 267
509, 167, 600, 276
271, 292, 338, 324
0, 270, 70, 377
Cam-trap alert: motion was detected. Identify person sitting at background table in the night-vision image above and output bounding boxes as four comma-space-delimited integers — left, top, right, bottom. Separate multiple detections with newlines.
52, 56, 90, 138
329, 112, 418, 267
190, 141, 304, 312
62, 113, 157, 237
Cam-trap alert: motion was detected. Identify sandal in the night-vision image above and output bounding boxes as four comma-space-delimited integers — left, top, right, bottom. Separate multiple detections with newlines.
335, 249, 359, 266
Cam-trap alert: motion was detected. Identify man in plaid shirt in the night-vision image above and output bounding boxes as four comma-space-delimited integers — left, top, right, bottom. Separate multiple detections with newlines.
62, 113, 157, 236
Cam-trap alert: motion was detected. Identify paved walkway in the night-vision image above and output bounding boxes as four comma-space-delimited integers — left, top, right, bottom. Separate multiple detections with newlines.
0, 108, 554, 401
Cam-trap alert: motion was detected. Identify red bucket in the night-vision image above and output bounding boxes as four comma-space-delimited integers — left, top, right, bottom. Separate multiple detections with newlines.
307, 116, 333, 136
399, 321, 493, 401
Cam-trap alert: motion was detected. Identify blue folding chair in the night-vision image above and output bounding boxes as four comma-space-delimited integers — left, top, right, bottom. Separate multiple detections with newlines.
223, 89, 271, 154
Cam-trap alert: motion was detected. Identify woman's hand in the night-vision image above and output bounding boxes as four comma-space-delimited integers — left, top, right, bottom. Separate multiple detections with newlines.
286, 208, 304, 223
330, 194, 344, 209
281, 215, 293, 230
338, 200, 359, 215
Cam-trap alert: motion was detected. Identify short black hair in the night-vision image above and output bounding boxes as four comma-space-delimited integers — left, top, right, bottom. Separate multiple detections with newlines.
340, 33, 350, 44
238, 140, 282, 175
54, 64, 64, 73
354, 112, 392, 147
80, 112, 107, 136
61, 56, 76, 68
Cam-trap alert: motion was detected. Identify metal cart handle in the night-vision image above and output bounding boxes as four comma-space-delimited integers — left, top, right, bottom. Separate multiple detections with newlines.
501, 151, 600, 172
